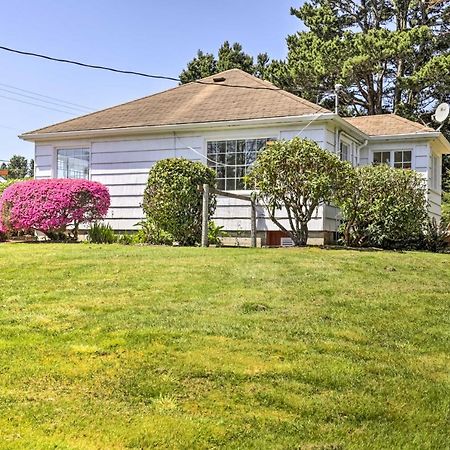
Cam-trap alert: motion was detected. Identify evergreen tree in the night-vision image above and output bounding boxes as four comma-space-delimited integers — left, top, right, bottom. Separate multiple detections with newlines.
179, 41, 269, 83
6, 155, 28, 179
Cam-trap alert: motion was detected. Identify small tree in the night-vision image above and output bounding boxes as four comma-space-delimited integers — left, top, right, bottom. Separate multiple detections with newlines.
142, 158, 216, 246
6, 155, 28, 179
247, 138, 351, 246
333, 164, 429, 248
0, 179, 110, 240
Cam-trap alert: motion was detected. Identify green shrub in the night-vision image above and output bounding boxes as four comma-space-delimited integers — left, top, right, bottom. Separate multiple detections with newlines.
134, 220, 173, 245
117, 233, 134, 245
0, 179, 26, 196
208, 221, 227, 246
421, 217, 448, 253
142, 158, 216, 246
87, 222, 116, 244
441, 192, 450, 228
333, 164, 428, 249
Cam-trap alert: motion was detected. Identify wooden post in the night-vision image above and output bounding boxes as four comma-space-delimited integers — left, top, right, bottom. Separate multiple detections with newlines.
250, 202, 257, 248
201, 184, 209, 247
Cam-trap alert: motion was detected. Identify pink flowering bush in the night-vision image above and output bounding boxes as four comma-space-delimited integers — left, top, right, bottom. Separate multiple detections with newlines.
0, 179, 110, 240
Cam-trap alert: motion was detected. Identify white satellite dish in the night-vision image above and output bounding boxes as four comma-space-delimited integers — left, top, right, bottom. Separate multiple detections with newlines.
434, 102, 450, 124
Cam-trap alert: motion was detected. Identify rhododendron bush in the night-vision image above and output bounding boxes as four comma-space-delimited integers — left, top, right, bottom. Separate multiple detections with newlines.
0, 179, 110, 240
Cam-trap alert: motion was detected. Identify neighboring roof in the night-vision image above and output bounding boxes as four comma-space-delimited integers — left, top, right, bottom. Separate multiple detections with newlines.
22, 69, 329, 136
344, 114, 435, 136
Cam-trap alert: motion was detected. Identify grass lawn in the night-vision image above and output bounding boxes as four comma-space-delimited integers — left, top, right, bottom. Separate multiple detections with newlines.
0, 244, 449, 449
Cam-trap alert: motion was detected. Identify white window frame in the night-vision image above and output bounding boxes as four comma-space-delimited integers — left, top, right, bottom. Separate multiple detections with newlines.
371, 148, 414, 170
339, 134, 359, 166
430, 153, 441, 191
205, 136, 277, 191
53, 145, 91, 180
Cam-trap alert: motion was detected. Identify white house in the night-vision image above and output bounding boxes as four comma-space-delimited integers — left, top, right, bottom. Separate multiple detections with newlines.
20, 69, 450, 245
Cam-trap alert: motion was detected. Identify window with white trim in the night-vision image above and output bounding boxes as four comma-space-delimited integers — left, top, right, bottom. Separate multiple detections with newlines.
373, 150, 411, 169
431, 154, 440, 190
340, 141, 350, 162
57, 148, 89, 179
207, 138, 275, 190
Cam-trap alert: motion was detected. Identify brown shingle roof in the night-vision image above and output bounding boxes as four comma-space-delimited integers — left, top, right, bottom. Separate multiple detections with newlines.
23, 69, 329, 135
344, 114, 435, 136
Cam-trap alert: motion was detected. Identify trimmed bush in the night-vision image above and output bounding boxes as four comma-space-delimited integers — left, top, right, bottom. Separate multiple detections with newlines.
0, 179, 110, 240
333, 164, 428, 249
142, 158, 216, 245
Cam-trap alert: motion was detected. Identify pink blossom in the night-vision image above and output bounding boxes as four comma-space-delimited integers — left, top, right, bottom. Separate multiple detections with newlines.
0, 179, 110, 234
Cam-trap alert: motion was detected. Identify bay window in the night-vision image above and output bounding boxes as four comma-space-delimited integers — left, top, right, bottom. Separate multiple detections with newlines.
57, 148, 89, 179
207, 138, 275, 190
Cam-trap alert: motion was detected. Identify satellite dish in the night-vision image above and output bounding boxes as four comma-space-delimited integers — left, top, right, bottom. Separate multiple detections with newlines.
434, 103, 450, 124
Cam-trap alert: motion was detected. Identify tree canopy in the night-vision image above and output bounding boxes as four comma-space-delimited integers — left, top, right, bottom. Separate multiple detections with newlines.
179, 41, 270, 83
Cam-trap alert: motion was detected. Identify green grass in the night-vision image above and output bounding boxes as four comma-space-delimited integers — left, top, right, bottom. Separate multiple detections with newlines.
0, 244, 449, 449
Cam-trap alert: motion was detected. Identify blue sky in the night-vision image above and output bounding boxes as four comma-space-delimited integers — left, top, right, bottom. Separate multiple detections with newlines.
0, 1, 303, 161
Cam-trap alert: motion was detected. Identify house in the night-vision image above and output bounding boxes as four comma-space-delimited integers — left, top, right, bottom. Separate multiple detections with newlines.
20, 69, 450, 245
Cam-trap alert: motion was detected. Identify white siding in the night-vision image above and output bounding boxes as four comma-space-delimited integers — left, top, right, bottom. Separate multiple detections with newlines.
32, 122, 444, 233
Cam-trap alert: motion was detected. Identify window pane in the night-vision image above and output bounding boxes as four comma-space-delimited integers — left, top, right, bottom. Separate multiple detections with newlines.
394, 151, 402, 163
226, 178, 236, 190
382, 152, 390, 164
404, 151, 411, 162
217, 178, 225, 190
57, 148, 89, 179
217, 141, 226, 154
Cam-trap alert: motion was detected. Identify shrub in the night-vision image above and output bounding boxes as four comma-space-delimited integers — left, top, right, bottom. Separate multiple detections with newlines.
0, 179, 26, 197
420, 217, 448, 253
134, 220, 173, 245
117, 233, 134, 245
441, 192, 450, 228
0, 179, 110, 240
208, 221, 227, 246
142, 158, 216, 245
246, 138, 351, 246
87, 222, 117, 244
333, 164, 428, 249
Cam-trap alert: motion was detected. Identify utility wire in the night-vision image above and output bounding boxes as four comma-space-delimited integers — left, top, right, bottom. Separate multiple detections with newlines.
0, 45, 282, 91
0, 87, 92, 113
0, 82, 93, 111
0, 94, 76, 115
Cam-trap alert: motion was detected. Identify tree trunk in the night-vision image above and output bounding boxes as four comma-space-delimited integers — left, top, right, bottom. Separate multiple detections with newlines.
293, 222, 309, 246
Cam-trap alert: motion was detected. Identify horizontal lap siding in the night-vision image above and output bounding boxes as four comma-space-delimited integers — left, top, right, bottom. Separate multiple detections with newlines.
34, 124, 330, 232
34, 145, 53, 179
90, 136, 203, 230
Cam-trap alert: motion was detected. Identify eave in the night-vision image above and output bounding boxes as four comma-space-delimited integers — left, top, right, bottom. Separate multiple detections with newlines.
19, 113, 335, 142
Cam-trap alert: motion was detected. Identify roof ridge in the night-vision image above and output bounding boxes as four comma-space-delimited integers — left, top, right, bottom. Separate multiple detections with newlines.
237, 70, 329, 113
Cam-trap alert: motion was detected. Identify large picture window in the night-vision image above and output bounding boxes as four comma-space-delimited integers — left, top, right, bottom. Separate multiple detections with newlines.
207, 138, 275, 190
57, 148, 89, 179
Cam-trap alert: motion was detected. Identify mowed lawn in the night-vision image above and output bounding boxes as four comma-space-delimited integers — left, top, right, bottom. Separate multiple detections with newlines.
0, 244, 449, 449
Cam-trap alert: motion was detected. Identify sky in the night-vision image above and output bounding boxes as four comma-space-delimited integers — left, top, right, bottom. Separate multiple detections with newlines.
0, 0, 303, 161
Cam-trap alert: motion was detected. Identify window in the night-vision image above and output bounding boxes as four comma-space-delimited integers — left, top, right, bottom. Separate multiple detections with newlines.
373, 150, 412, 169
207, 138, 275, 190
57, 148, 89, 179
340, 142, 350, 162
393, 151, 412, 169
373, 151, 391, 165
431, 154, 440, 190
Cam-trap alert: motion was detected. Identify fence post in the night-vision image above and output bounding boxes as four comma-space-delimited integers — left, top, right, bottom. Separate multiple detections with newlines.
250, 202, 257, 248
201, 184, 209, 247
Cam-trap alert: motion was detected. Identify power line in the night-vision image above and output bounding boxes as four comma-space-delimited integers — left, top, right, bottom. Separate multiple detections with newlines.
0, 94, 77, 115
0, 86, 92, 113
0, 82, 93, 111
0, 45, 282, 91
